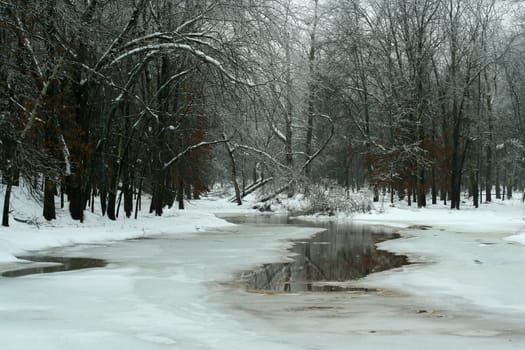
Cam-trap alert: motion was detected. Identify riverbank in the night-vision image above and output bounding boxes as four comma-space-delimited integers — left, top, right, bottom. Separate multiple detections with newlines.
0, 190, 249, 263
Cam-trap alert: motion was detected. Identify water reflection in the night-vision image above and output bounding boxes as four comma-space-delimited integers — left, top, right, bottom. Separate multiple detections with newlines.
228, 215, 408, 293
1, 256, 107, 278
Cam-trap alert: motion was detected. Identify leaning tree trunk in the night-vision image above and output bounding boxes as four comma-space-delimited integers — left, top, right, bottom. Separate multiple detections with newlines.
225, 140, 242, 206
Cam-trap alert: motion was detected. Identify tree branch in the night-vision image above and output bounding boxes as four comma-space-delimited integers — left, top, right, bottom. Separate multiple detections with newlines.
299, 114, 335, 173
234, 144, 290, 172
94, 0, 148, 71
163, 139, 230, 170
110, 43, 256, 87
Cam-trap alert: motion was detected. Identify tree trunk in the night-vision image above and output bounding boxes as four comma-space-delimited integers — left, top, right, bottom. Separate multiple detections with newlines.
177, 178, 184, 210
284, 21, 294, 197
495, 165, 501, 199
106, 156, 122, 220
134, 177, 143, 220
450, 159, 461, 210
373, 185, 379, 202
68, 174, 84, 222
122, 167, 133, 218
450, 113, 462, 209
43, 177, 56, 220
60, 180, 65, 209
2, 177, 12, 227
305, 0, 318, 179
150, 181, 163, 216
502, 178, 506, 200
485, 145, 492, 202
232, 177, 274, 202
116, 191, 123, 218
91, 189, 95, 213
441, 188, 447, 206
417, 169, 426, 208
124, 184, 133, 218
100, 188, 107, 216
225, 141, 242, 206
107, 191, 116, 220
184, 182, 192, 200
431, 166, 437, 205
471, 170, 479, 208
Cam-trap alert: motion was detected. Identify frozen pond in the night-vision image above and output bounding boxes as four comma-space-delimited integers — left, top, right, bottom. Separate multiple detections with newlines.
2, 215, 407, 290
227, 215, 408, 292
1, 214, 524, 349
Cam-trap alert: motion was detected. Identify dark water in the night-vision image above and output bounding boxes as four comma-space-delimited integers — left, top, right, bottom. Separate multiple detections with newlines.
226, 214, 408, 293
1, 256, 107, 278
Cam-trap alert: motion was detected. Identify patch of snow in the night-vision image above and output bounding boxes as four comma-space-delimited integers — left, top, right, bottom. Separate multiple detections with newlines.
505, 230, 525, 245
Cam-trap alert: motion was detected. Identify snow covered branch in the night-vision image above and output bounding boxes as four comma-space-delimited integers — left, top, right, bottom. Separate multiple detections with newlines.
234, 144, 290, 172
270, 123, 287, 143
20, 57, 65, 141
111, 43, 255, 87
163, 139, 230, 170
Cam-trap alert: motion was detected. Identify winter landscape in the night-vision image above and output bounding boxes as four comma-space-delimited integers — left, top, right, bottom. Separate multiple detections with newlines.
2, 0, 525, 349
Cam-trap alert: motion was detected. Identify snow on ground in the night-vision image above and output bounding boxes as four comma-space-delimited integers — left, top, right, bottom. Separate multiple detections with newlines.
1, 186, 525, 349
0, 186, 253, 263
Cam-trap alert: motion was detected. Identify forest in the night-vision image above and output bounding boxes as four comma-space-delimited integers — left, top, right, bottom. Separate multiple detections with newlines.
1, 0, 524, 226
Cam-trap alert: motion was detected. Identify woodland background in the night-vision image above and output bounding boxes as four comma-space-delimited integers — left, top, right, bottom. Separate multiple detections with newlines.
1, 0, 525, 226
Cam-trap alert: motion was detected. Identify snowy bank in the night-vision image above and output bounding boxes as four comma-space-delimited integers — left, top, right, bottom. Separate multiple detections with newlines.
0, 186, 255, 263
354, 196, 525, 235
345, 197, 525, 322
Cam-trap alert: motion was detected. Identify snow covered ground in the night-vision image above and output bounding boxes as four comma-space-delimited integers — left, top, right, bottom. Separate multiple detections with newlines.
1, 187, 525, 349
0, 188, 247, 263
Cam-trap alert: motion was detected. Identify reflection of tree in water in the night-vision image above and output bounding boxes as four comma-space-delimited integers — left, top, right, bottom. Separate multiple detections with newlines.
243, 222, 408, 292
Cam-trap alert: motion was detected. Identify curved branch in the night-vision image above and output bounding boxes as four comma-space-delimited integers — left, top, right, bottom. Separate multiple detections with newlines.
300, 114, 335, 173
234, 144, 290, 172
163, 139, 230, 170
110, 43, 256, 87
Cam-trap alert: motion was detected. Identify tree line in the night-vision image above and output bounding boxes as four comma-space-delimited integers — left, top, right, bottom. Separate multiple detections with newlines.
0, 0, 524, 226
320, 0, 525, 210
